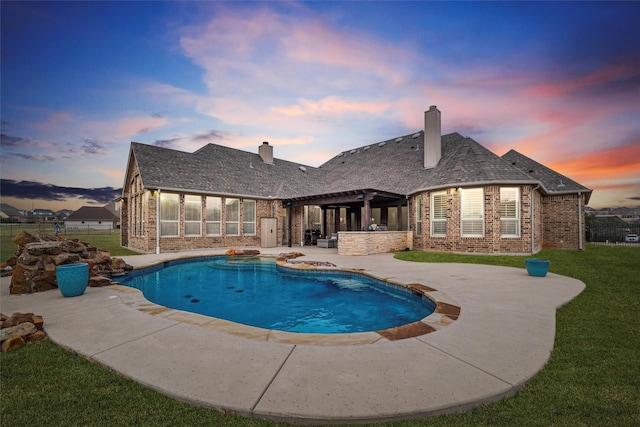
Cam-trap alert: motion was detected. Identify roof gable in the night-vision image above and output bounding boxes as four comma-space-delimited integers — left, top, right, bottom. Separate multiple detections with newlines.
501, 150, 592, 201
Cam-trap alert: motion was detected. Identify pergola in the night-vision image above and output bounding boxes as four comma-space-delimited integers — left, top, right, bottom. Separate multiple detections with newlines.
282, 188, 408, 247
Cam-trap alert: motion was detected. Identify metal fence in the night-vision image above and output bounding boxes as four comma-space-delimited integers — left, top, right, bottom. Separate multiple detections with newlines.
586, 222, 639, 244
0, 223, 117, 238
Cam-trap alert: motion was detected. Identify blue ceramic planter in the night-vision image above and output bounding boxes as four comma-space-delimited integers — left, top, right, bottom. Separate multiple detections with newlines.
525, 259, 550, 277
56, 263, 89, 297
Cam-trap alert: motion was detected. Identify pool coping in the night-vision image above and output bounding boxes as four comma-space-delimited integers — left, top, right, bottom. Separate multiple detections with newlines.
111, 254, 461, 346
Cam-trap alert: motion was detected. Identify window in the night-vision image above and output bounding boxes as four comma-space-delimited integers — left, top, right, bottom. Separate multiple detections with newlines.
206, 196, 221, 236
500, 187, 520, 237
243, 199, 256, 235
184, 195, 202, 236
461, 188, 484, 237
431, 192, 447, 237
160, 193, 179, 237
416, 197, 422, 235
225, 198, 239, 235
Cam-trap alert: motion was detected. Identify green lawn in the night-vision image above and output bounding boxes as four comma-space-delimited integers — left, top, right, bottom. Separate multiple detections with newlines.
2, 245, 639, 426
1, 224, 139, 262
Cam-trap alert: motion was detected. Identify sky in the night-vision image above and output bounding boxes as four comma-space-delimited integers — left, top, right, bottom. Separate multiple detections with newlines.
1, 1, 639, 212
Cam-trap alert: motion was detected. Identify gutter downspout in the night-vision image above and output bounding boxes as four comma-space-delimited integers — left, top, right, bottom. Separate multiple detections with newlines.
578, 191, 583, 250
156, 190, 161, 254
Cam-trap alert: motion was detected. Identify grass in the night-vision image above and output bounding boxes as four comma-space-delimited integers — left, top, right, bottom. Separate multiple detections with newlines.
1, 224, 140, 262
2, 245, 639, 426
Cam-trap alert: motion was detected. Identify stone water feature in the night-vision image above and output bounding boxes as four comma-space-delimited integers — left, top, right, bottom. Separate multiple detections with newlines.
3, 231, 133, 294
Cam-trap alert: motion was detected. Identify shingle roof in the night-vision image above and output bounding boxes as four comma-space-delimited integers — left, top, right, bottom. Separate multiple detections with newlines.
0, 203, 22, 217
131, 142, 324, 199
65, 206, 119, 222
501, 150, 592, 202
129, 132, 588, 200
319, 132, 536, 195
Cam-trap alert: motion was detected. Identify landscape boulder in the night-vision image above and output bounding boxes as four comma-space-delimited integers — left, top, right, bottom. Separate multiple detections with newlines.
0, 312, 47, 352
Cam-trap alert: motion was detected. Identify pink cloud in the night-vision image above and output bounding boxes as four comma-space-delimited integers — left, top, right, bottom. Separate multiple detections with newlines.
272, 97, 390, 117
526, 60, 640, 97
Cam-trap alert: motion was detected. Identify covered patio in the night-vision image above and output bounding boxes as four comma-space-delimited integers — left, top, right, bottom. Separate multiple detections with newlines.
283, 188, 413, 255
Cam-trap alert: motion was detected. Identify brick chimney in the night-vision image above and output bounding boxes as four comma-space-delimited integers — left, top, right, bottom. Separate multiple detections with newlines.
259, 141, 273, 164
424, 106, 441, 168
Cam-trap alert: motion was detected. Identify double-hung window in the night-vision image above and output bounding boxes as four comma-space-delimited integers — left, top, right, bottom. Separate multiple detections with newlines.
431, 191, 447, 237
184, 195, 202, 236
243, 200, 256, 235
160, 193, 179, 237
500, 187, 520, 237
461, 188, 484, 237
205, 196, 221, 236
225, 198, 239, 235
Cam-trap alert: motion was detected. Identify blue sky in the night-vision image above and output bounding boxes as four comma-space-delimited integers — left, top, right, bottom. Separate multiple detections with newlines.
1, 1, 639, 211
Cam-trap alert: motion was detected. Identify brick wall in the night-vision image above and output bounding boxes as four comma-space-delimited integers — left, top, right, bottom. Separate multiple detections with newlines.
123, 190, 286, 253
542, 193, 586, 249
412, 185, 537, 254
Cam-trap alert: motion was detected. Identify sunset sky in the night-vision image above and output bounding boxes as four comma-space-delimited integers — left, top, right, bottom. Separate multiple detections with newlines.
1, 1, 639, 211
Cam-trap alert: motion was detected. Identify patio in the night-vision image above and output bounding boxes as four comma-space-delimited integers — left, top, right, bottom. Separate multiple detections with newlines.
0, 247, 585, 424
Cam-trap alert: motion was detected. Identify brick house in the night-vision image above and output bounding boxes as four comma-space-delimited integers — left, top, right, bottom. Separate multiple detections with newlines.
121, 107, 591, 255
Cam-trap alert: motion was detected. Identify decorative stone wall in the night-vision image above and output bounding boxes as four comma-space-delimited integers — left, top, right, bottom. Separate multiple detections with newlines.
4, 231, 133, 295
338, 231, 413, 256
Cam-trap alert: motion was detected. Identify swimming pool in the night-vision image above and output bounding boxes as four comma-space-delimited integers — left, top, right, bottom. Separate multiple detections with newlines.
114, 256, 435, 334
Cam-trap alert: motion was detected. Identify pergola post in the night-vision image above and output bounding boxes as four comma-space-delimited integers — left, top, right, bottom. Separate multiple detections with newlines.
364, 198, 370, 230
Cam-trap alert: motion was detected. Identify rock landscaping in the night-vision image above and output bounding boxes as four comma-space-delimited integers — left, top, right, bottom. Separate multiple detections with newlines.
2, 231, 133, 295
0, 312, 47, 352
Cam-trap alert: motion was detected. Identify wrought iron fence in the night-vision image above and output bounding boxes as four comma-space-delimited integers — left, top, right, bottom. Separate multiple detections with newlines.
586, 221, 639, 243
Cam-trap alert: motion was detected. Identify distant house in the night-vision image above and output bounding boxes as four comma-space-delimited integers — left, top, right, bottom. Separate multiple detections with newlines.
121, 107, 592, 255
0, 203, 22, 222
103, 200, 121, 228
28, 208, 56, 222
54, 209, 75, 220
65, 206, 119, 230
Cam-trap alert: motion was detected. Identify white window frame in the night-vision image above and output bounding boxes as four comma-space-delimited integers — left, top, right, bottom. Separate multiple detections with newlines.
205, 196, 222, 236
500, 187, 521, 238
242, 199, 256, 235
225, 198, 239, 236
184, 195, 202, 236
160, 193, 179, 237
430, 191, 447, 237
461, 188, 484, 237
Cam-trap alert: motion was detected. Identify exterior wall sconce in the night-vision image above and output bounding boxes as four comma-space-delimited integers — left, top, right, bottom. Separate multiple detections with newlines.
357, 194, 364, 199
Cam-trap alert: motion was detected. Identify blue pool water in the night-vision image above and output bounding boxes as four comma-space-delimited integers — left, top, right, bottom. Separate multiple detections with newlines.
113, 257, 435, 334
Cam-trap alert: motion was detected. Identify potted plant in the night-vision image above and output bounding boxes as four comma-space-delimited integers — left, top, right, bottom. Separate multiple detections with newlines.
55, 263, 89, 297
525, 259, 550, 277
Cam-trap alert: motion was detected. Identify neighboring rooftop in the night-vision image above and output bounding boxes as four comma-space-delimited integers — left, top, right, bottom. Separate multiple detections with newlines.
65, 206, 119, 222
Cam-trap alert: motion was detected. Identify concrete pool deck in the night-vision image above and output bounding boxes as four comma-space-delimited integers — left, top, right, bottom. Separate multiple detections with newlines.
0, 247, 585, 424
